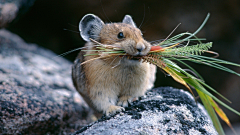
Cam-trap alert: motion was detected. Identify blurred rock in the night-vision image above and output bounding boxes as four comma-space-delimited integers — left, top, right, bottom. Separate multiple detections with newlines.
0, 29, 92, 134
75, 87, 217, 135
0, 0, 35, 27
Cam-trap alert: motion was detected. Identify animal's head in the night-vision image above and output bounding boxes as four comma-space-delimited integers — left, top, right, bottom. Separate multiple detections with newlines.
79, 14, 151, 57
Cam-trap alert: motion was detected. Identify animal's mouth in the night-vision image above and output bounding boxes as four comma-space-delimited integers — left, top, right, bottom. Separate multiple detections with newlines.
124, 55, 143, 61
130, 57, 140, 61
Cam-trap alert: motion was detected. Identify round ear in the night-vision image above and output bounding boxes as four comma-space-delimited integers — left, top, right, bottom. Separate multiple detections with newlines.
79, 14, 104, 42
122, 15, 137, 28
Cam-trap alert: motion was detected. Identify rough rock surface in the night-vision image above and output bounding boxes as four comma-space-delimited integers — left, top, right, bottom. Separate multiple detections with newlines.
0, 0, 35, 27
0, 29, 92, 134
75, 87, 217, 135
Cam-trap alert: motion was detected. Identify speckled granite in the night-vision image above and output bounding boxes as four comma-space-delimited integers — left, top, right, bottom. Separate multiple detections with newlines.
75, 87, 217, 135
0, 29, 92, 134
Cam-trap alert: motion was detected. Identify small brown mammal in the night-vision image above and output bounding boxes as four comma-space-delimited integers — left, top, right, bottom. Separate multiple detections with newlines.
72, 14, 156, 117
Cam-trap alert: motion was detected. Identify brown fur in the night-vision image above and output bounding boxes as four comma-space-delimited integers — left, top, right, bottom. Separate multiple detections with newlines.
72, 22, 156, 117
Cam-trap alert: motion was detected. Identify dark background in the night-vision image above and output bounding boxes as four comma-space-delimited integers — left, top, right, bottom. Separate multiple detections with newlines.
7, 0, 240, 129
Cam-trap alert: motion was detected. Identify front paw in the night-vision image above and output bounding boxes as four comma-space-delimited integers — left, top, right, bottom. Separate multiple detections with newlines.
117, 96, 133, 107
105, 105, 125, 116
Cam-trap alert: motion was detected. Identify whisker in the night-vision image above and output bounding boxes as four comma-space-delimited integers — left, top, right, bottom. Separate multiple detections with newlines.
100, 0, 112, 23
139, 15, 153, 30
68, 23, 78, 28
53, 47, 86, 59
63, 28, 80, 33
139, 4, 146, 29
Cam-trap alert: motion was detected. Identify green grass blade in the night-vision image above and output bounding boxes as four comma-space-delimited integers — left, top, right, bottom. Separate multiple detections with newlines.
181, 13, 210, 42
197, 79, 231, 103
190, 55, 240, 67
169, 57, 204, 81
84, 53, 100, 56
188, 55, 240, 76
197, 90, 225, 135
164, 59, 240, 116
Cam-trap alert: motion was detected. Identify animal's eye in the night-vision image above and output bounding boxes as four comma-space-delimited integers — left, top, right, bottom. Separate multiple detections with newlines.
117, 32, 124, 39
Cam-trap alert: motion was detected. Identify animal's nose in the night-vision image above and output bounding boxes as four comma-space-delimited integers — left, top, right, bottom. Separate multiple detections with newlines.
137, 48, 143, 52
136, 42, 145, 52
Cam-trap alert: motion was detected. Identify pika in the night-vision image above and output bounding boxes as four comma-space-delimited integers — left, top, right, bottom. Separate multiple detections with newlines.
72, 14, 156, 117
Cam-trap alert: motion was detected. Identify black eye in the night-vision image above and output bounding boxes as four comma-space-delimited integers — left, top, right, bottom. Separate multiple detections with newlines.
117, 32, 124, 39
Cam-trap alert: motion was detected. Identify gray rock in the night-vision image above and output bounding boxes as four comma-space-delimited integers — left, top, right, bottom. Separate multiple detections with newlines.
0, 29, 92, 134
0, 0, 35, 27
75, 87, 217, 135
